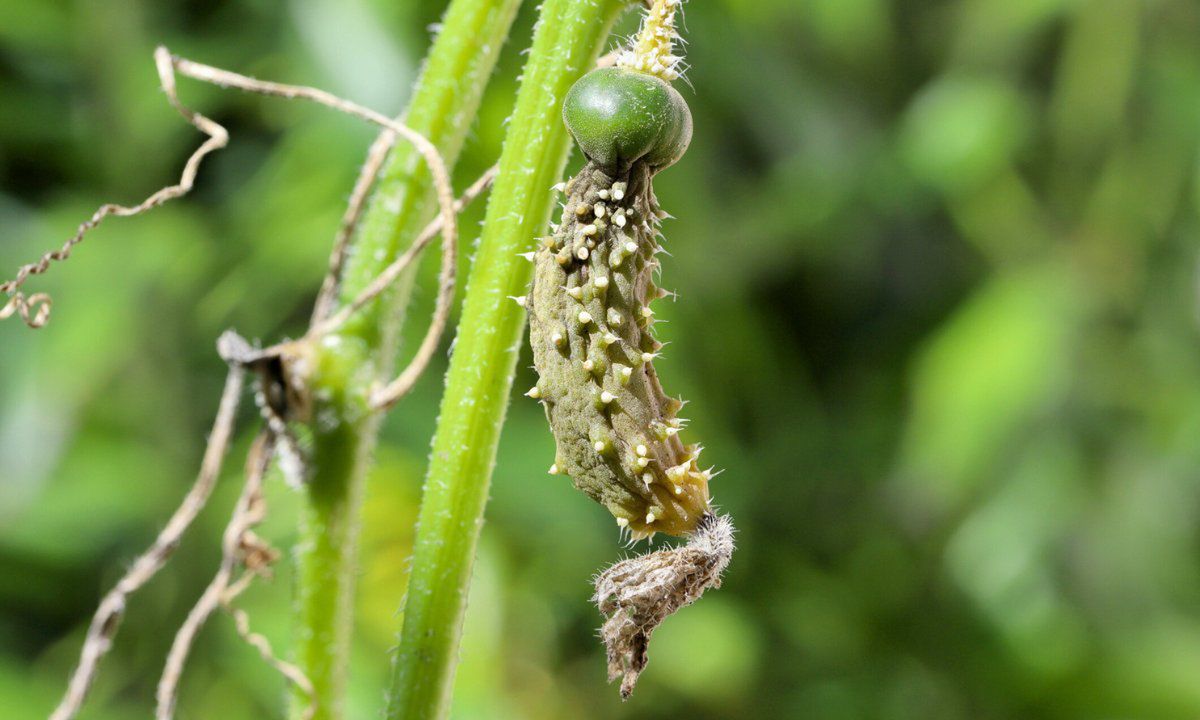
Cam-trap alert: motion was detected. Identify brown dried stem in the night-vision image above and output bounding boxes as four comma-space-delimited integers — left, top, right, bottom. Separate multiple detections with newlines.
163, 50, 459, 336
155, 432, 276, 720
48, 346, 247, 720
2, 46, 459, 335
223, 584, 316, 720
310, 130, 397, 324
361, 164, 498, 409
0, 48, 229, 329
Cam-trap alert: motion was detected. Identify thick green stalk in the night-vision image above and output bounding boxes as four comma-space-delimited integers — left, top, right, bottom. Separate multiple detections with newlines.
295, 1, 521, 719
385, 1, 628, 718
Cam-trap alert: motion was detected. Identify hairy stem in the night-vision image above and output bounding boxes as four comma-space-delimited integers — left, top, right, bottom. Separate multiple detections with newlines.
384, 0, 629, 717
295, 0, 521, 718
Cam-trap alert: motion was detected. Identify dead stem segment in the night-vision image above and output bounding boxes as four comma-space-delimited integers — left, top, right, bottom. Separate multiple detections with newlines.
156, 432, 278, 720
48, 336, 247, 720
0, 48, 229, 330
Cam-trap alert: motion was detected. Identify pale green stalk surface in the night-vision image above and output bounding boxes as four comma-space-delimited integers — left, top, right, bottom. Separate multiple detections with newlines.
294, 1, 521, 718
384, 0, 629, 717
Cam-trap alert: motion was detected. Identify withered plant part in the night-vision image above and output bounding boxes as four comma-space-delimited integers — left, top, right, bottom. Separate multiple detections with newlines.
1, 46, 459, 338
0, 49, 229, 330
595, 513, 734, 698
155, 432, 291, 720
48, 342, 247, 720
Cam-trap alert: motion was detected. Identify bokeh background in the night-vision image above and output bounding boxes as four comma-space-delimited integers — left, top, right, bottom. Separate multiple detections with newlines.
3, 0, 1200, 718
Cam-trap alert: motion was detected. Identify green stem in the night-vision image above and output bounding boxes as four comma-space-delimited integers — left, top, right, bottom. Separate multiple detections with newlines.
295, 1, 521, 718
384, 1, 628, 718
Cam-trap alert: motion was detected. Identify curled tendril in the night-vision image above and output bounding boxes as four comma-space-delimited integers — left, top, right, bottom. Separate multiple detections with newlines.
0, 292, 52, 328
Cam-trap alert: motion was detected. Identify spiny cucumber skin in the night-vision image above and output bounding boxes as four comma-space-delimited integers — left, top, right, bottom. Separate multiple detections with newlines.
527, 162, 712, 539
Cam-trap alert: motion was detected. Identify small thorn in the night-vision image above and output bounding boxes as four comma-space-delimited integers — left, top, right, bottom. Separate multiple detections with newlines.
607, 308, 623, 326
616, 516, 629, 527
636, 457, 651, 469
578, 311, 593, 324
600, 332, 619, 347
524, 386, 541, 399
613, 214, 627, 228
645, 510, 656, 523
635, 444, 648, 457
548, 463, 559, 474
674, 485, 683, 495
593, 203, 606, 218
594, 440, 607, 452
581, 224, 598, 236
597, 189, 611, 200
567, 286, 583, 300
552, 182, 566, 193
508, 295, 527, 307
615, 363, 632, 384
575, 204, 589, 216
640, 306, 654, 319
599, 390, 616, 404
593, 275, 609, 290
518, 251, 536, 261
624, 240, 638, 254
576, 246, 589, 260
550, 331, 565, 346
641, 352, 656, 363
642, 473, 654, 488
582, 359, 595, 372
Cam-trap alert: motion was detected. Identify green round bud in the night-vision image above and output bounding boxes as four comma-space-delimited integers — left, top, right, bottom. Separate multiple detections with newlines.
563, 67, 692, 173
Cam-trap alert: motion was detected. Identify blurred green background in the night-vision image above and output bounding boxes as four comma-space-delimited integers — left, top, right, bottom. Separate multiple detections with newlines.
3, 0, 1200, 718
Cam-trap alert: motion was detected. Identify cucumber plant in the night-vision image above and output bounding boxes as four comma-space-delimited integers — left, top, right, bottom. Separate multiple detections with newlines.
4, 0, 733, 715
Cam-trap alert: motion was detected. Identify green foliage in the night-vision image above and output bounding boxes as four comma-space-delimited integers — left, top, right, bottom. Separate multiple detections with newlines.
2, 0, 1200, 719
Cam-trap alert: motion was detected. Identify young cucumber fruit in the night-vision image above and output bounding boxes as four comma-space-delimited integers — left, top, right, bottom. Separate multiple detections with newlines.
527, 165, 712, 539
527, 66, 708, 539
